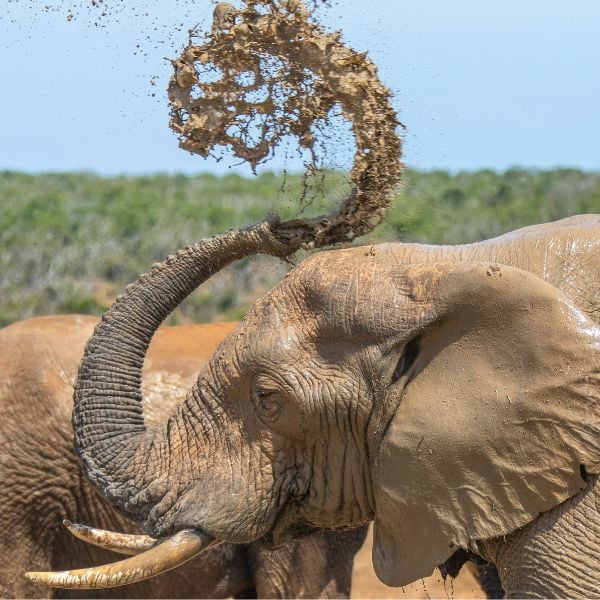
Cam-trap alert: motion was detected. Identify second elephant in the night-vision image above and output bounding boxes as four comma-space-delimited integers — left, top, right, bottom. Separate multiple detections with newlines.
0, 315, 366, 599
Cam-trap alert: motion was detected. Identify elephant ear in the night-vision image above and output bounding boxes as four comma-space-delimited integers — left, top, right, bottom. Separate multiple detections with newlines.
372, 262, 600, 587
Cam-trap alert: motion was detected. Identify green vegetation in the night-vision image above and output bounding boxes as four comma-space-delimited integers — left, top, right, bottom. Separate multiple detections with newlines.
1, 168, 598, 326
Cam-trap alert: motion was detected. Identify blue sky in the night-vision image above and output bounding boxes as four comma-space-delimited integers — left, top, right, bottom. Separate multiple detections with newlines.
1, 0, 599, 175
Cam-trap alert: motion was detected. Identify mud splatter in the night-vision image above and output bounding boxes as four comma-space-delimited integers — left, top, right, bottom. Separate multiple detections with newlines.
168, 0, 403, 247
4, 0, 403, 247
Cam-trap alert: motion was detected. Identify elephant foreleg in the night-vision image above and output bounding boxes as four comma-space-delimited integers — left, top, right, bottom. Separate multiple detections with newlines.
474, 562, 506, 599
247, 527, 367, 599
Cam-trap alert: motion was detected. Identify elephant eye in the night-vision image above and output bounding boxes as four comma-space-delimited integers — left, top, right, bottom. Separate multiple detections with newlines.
252, 384, 281, 420
391, 337, 420, 386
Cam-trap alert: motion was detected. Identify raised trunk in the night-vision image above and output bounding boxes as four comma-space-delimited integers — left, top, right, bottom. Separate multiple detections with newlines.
73, 218, 290, 526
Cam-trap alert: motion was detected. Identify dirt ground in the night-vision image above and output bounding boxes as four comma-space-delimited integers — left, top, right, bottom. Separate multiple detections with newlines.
351, 526, 485, 599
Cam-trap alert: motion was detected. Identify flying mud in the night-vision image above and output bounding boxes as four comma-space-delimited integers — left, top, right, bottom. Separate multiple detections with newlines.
168, 0, 403, 248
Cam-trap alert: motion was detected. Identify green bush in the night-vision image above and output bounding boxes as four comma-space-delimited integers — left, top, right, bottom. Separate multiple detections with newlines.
0, 169, 598, 326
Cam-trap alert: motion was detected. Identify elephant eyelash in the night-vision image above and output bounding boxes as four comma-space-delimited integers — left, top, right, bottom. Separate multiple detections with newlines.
390, 337, 420, 386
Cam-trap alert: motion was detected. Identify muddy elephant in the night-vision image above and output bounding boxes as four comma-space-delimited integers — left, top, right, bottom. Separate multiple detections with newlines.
30, 215, 600, 598
0, 315, 366, 598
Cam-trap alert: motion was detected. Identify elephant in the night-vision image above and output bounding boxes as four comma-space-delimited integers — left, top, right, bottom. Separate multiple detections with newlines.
28, 214, 600, 598
0, 315, 366, 599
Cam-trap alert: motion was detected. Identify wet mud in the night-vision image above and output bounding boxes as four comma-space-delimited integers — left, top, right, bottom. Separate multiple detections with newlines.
168, 0, 403, 247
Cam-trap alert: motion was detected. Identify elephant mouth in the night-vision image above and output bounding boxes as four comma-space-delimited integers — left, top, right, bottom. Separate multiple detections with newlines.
265, 509, 319, 547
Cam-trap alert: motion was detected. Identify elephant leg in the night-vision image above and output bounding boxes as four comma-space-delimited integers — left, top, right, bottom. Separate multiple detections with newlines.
248, 527, 367, 599
480, 474, 600, 598
440, 548, 505, 599
474, 562, 505, 599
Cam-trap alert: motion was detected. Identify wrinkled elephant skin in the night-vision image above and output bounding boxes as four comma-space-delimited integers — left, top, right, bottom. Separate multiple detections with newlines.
0, 315, 366, 598
38, 215, 600, 598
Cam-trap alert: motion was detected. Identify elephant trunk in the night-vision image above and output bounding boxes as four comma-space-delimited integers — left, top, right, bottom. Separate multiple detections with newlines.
73, 217, 291, 523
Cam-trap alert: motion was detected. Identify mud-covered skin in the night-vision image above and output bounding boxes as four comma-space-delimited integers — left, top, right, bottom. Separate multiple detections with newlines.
0, 315, 365, 599
479, 475, 600, 598
67, 215, 599, 597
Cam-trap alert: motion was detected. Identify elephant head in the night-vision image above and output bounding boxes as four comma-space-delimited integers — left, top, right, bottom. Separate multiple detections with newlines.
28, 222, 600, 590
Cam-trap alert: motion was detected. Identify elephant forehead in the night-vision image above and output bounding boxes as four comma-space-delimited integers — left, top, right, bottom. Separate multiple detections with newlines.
292, 248, 442, 304
285, 249, 445, 339
221, 297, 307, 364
251, 324, 304, 360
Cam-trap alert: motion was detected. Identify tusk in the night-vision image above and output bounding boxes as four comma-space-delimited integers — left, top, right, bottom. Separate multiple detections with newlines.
63, 520, 157, 556
26, 529, 215, 589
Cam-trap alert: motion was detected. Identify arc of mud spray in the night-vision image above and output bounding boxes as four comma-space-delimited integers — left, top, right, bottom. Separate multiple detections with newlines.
168, 0, 403, 250
23, 2, 404, 591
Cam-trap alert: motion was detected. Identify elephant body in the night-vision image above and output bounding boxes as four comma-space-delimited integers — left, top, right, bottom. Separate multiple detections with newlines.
0, 315, 366, 598
362, 217, 600, 596
30, 214, 600, 598
479, 472, 599, 597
